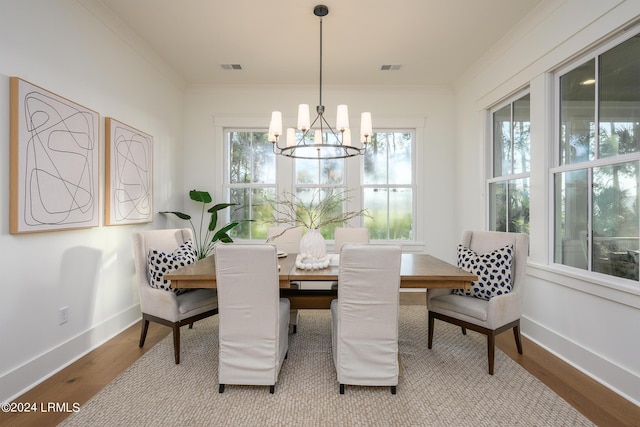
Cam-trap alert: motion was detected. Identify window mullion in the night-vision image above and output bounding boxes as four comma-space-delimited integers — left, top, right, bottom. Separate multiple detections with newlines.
594, 57, 600, 160
587, 169, 593, 272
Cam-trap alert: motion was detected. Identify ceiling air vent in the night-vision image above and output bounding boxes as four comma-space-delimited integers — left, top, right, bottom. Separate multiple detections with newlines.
221, 64, 243, 70
380, 64, 403, 71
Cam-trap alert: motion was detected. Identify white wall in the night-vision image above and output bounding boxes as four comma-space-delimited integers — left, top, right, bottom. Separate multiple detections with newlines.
182, 84, 458, 260
0, 0, 185, 402
453, 0, 640, 404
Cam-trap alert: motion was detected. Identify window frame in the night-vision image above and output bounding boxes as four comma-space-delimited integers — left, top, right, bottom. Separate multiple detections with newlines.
223, 127, 417, 243
361, 129, 416, 241
486, 90, 531, 234
550, 28, 640, 283
223, 128, 277, 240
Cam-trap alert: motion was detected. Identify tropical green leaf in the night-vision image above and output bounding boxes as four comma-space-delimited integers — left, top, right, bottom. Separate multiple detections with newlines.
189, 190, 212, 204
207, 210, 218, 232
217, 233, 233, 243
160, 211, 191, 220
161, 190, 247, 259
207, 203, 236, 213
213, 222, 239, 239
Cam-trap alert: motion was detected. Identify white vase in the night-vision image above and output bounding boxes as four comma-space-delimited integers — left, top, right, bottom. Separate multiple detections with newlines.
299, 228, 326, 259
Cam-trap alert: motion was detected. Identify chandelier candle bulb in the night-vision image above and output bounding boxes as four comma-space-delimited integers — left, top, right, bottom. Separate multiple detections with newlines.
360, 112, 372, 143
314, 129, 323, 145
336, 104, 349, 131
297, 104, 310, 131
286, 128, 296, 147
269, 111, 282, 141
343, 128, 352, 146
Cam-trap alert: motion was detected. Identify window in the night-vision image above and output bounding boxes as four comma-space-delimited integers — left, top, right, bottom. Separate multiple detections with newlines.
362, 131, 414, 240
294, 153, 345, 239
553, 32, 640, 281
225, 129, 415, 242
488, 93, 531, 233
225, 130, 276, 239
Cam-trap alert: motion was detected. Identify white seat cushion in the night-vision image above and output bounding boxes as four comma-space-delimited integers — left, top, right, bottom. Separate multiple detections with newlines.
177, 289, 218, 315
428, 293, 489, 321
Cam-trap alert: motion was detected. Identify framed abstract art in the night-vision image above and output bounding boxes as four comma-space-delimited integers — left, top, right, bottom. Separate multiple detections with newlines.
104, 117, 153, 225
10, 77, 100, 234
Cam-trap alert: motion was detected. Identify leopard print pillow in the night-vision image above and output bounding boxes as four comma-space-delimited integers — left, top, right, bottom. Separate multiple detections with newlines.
147, 240, 196, 295
453, 244, 513, 300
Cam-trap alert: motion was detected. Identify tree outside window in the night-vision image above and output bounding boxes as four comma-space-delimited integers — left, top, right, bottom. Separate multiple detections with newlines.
488, 93, 530, 234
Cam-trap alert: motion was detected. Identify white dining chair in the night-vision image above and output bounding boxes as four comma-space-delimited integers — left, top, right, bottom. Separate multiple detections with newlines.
331, 243, 402, 394
215, 243, 290, 393
317, 226, 371, 291
334, 227, 370, 254
268, 226, 303, 332
427, 230, 529, 374
132, 228, 218, 364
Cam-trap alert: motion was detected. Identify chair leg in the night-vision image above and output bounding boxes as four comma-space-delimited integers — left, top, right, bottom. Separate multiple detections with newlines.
219, 384, 225, 393
189, 322, 194, 329
513, 323, 523, 354
293, 325, 297, 334
339, 384, 345, 394
269, 385, 275, 394
461, 327, 467, 335
172, 323, 181, 364
487, 331, 496, 375
391, 386, 397, 395
427, 311, 434, 349
139, 319, 150, 348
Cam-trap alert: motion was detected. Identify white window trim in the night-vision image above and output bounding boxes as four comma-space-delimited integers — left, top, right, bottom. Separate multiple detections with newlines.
485, 89, 531, 231
549, 25, 640, 283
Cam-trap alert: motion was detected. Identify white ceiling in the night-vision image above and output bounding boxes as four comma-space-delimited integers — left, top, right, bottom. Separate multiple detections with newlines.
95, 0, 544, 86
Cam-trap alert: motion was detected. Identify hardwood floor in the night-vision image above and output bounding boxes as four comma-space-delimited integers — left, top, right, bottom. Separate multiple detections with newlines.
1, 293, 638, 427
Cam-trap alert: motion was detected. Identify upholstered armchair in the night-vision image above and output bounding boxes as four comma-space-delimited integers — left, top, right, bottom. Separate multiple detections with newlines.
427, 230, 529, 374
215, 244, 290, 394
132, 228, 218, 364
268, 226, 303, 333
331, 244, 402, 394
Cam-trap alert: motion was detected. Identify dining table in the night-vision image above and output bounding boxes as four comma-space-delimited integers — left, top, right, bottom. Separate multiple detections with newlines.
166, 252, 477, 310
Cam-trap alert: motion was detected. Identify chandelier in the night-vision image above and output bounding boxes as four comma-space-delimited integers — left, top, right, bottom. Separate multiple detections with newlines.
268, 4, 372, 160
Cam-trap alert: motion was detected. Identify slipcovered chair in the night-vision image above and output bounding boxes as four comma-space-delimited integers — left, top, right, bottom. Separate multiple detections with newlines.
215, 244, 290, 394
267, 226, 303, 254
334, 227, 370, 254
325, 227, 371, 291
331, 244, 402, 394
268, 226, 303, 333
427, 230, 529, 375
132, 228, 218, 364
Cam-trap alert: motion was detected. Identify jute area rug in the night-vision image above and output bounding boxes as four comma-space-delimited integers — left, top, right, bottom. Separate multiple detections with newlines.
60, 307, 593, 426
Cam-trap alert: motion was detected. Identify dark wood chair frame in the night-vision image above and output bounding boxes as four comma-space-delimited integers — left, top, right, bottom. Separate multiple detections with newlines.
428, 311, 523, 375
138, 308, 218, 364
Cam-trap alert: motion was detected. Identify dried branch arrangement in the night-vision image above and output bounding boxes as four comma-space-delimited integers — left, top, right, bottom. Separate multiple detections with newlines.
265, 188, 369, 239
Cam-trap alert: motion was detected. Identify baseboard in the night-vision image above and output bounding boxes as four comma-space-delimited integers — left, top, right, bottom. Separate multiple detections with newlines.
521, 315, 640, 406
0, 304, 141, 404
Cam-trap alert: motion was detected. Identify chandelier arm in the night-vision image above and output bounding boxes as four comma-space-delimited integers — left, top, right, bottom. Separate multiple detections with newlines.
319, 113, 342, 142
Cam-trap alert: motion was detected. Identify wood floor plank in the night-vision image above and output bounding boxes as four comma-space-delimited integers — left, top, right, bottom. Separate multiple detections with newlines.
1, 294, 637, 427
0, 322, 170, 427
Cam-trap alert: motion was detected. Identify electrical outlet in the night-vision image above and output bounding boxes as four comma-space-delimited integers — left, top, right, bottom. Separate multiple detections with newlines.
59, 306, 69, 325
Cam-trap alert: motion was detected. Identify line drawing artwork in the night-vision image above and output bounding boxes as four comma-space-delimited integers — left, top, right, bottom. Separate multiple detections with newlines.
105, 118, 153, 225
10, 78, 99, 233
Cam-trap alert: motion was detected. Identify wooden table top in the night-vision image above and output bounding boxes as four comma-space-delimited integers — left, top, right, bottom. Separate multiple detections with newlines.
166, 252, 476, 290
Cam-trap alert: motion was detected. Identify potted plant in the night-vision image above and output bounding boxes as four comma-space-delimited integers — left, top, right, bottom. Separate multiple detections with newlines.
161, 190, 246, 259
265, 188, 369, 259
